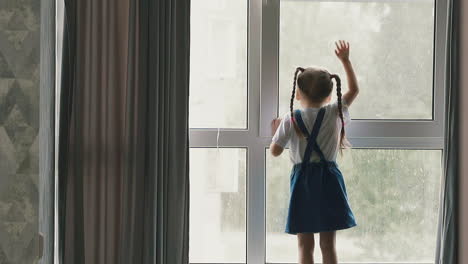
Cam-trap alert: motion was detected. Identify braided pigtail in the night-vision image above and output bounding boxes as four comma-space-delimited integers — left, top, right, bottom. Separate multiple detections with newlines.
291, 67, 305, 138
330, 74, 349, 153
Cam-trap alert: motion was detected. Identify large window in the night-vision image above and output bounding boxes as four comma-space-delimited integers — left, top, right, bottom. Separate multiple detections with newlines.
189, 0, 447, 263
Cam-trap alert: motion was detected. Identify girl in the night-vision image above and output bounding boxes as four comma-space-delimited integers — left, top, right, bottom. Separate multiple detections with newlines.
270, 40, 359, 264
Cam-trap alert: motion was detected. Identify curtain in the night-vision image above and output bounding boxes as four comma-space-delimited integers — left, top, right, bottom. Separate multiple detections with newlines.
58, 0, 190, 263
59, 1, 129, 263
39, 0, 56, 262
119, 0, 190, 262
435, 0, 460, 262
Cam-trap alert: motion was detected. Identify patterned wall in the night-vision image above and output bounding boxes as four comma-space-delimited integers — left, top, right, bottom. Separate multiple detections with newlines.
0, 0, 40, 263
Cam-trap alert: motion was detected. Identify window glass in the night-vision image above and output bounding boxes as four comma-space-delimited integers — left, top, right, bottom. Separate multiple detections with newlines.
190, 0, 248, 128
279, 1, 435, 119
190, 148, 247, 262
266, 149, 441, 262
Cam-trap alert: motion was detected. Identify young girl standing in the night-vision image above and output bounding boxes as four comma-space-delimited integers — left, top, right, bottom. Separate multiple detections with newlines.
270, 40, 359, 264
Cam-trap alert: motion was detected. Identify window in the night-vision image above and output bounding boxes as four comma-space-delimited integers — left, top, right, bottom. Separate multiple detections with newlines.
190, 148, 247, 262
190, 0, 447, 263
190, 0, 248, 128
278, 1, 435, 119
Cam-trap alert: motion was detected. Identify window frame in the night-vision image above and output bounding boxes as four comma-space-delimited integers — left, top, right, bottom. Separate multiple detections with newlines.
189, 0, 447, 263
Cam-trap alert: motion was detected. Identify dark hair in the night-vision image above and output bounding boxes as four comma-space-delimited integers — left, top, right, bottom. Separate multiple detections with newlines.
330, 74, 346, 151
290, 67, 305, 138
290, 67, 347, 151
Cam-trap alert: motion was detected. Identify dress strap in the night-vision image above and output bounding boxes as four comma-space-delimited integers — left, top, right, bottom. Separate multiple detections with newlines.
294, 108, 327, 166
293, 109, 310, 137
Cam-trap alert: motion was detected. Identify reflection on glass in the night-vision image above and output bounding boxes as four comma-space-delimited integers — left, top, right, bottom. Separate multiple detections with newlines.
190, 0, 248, 128
266, 149, 441, 263
279, 1, 434, 119
189, 148, 247, 263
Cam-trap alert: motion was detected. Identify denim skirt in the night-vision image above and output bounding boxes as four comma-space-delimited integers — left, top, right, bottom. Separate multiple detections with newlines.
285, 161, 357, 234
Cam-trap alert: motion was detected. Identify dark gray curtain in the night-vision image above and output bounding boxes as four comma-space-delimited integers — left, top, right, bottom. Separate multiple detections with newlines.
435, 0, 460, 262
58, 0, 190, 263
119, 0, 190, 263
58, 0, 77, 262
59, 0, 130, 262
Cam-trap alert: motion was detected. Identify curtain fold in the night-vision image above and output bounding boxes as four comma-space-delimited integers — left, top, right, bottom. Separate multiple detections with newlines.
59, 0, 129, 263
58, 0, 77, 262
435, 0, 460, 262
119, 1, 190, 262
58, 0, 190, 263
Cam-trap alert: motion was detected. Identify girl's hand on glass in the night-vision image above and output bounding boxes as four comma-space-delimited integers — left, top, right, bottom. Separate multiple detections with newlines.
271, 118, 282, 136
335, 40, 350, 63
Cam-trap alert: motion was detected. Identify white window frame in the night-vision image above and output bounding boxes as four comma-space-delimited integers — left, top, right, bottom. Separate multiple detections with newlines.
189, 0, 447, 263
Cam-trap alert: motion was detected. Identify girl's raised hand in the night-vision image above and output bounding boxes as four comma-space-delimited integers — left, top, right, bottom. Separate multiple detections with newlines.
335, 40, 359, 107
335, 40, 350, 62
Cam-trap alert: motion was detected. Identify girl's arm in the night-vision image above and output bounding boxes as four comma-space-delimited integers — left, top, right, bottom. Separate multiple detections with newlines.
270, 118, 284, 157
335, 40, 359, 106
270, 143, 284, 157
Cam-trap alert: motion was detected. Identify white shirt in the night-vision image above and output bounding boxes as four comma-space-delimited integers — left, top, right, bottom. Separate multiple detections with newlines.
272, 99, 351, 164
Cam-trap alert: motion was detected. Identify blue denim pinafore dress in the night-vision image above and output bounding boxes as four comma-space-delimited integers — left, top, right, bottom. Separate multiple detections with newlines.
285, 108, 357, 234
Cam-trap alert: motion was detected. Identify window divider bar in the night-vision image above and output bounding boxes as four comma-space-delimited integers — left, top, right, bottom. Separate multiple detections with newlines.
433, 0, 449, 136
247, 0, 266, 264
348, 136, 444, 149
259, 0, 280, 138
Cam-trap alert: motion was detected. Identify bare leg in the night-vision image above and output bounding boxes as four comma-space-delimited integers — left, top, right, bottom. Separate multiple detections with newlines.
297, 233, 315, 264
320, 231, 337, 264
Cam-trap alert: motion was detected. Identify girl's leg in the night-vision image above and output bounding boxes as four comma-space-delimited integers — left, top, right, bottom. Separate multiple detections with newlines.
319, 231, 337, 264
297, 233, 315, 264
